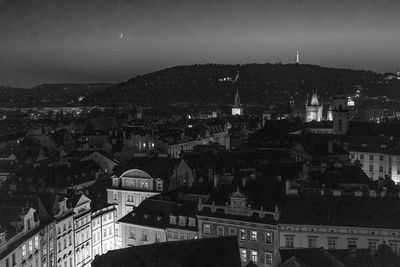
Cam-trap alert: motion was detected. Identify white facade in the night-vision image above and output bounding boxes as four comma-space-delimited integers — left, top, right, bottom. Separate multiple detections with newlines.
91, 205, 116, 256
55, 199, 75, 267
72, 195, 92, 267
106, 169, 163, 248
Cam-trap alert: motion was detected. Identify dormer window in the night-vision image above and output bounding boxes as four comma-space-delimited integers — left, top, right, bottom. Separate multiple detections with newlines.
169, 215, 177, 225
178, 216, 187, 226
380, 144, 386, 149
362, 144, 367, 148
144, 214, 149, 219
188, 217, 196, 227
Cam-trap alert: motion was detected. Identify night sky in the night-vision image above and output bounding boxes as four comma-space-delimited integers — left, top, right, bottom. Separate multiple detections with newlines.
1, 0, 399, 87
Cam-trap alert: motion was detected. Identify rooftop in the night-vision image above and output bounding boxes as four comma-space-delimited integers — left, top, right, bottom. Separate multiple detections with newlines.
92, 236, 241, 267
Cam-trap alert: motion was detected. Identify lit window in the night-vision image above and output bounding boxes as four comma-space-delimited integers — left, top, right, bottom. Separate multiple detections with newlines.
251, 250, 258, 263
240, 229, 246, 240
250, 230, 257, 242
203, 224, 211, 235
22, 245, 26, 258
28, 240, 33, 253
265, 231, 273, 244
264, 252, 272, 266
34, 236, 39, 249
240, 248, 247, 262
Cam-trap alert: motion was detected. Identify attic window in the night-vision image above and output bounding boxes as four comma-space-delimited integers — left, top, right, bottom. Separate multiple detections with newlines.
169, 215, 177, 225
362, 144, 367, 148
144, 214, 149, 219
188, 217, 196, 227
380, 144, 386, 148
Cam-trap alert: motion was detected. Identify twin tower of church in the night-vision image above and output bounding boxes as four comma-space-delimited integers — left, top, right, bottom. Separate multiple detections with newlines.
305, 89, 350, 135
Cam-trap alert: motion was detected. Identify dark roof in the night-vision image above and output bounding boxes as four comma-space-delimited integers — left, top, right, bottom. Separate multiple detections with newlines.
280, 194, 400, 229
182, 149, 289, 170
279, 248, 343, 267
92, 236, 241, 267
328, 249, 376, 267
306, 121, 333, 129
119, 198, 197, 230
88, 116, 119, 132
293, 138, 348, 157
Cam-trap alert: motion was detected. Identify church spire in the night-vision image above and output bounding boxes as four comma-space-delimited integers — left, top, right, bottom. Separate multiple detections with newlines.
296, 50, 300, 64
234, 87, 241, 107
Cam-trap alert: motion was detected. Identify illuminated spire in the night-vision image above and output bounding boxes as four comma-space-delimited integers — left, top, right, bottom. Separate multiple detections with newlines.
234, 87, 240, 107
296, 50, 300, 64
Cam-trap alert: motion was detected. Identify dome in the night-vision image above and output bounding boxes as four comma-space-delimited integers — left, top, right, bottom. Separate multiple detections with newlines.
120, 169, 152, 179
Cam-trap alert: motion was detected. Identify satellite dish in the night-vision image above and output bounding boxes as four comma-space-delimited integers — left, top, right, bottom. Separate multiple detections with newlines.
119, 33, 124, 38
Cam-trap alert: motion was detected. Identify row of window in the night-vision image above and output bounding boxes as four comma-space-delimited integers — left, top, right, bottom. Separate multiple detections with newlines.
351, 154, 385, 161
285, 235, 386, 253
57, 233, 73, 252
92, 213, 114, 228
21, 236, 39, 258
76, 245, 91, 264
75, 227, 91, 245
75, 215, 90, 229
203, 224, 273, 244
240, 249, 272, 266
129, 228, 161, 242
57, 220, 72, 235
166, 231, 194, 240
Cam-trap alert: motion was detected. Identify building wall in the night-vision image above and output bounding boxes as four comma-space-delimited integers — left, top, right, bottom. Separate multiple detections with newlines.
74, 213, 91, 267
197, 216, 277, 267
120, 224, 166, 247
349, 151, 394, 181
55, 215, 74, 267
165, 228, 197, 241
0, 233, 42, 267
279, 224, 400, 255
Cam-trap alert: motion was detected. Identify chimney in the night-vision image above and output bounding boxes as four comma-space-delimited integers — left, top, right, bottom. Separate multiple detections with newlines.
328, 140, 333, 154
242, 177, 247, 187
213, 174, 220, 188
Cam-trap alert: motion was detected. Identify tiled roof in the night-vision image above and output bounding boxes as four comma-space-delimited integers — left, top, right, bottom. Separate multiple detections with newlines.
328, 249, 376, 267
119, 198, 197, 230
279, 248, 344, 267
92, 236, 241, 267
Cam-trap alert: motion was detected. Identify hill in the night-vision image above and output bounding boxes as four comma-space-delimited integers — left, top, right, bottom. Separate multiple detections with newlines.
86, 63, 394, 105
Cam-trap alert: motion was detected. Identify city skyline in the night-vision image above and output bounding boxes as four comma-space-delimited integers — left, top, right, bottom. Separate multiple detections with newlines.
1, 0, 400, 87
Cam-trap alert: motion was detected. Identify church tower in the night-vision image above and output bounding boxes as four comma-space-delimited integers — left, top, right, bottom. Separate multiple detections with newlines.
232, 87, 243, 116
296, 50, 300, 64
332, 87, 349, 135
305, 92, 323, 122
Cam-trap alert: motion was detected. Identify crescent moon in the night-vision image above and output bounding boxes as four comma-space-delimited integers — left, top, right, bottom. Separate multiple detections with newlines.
119, 33, 124, 38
